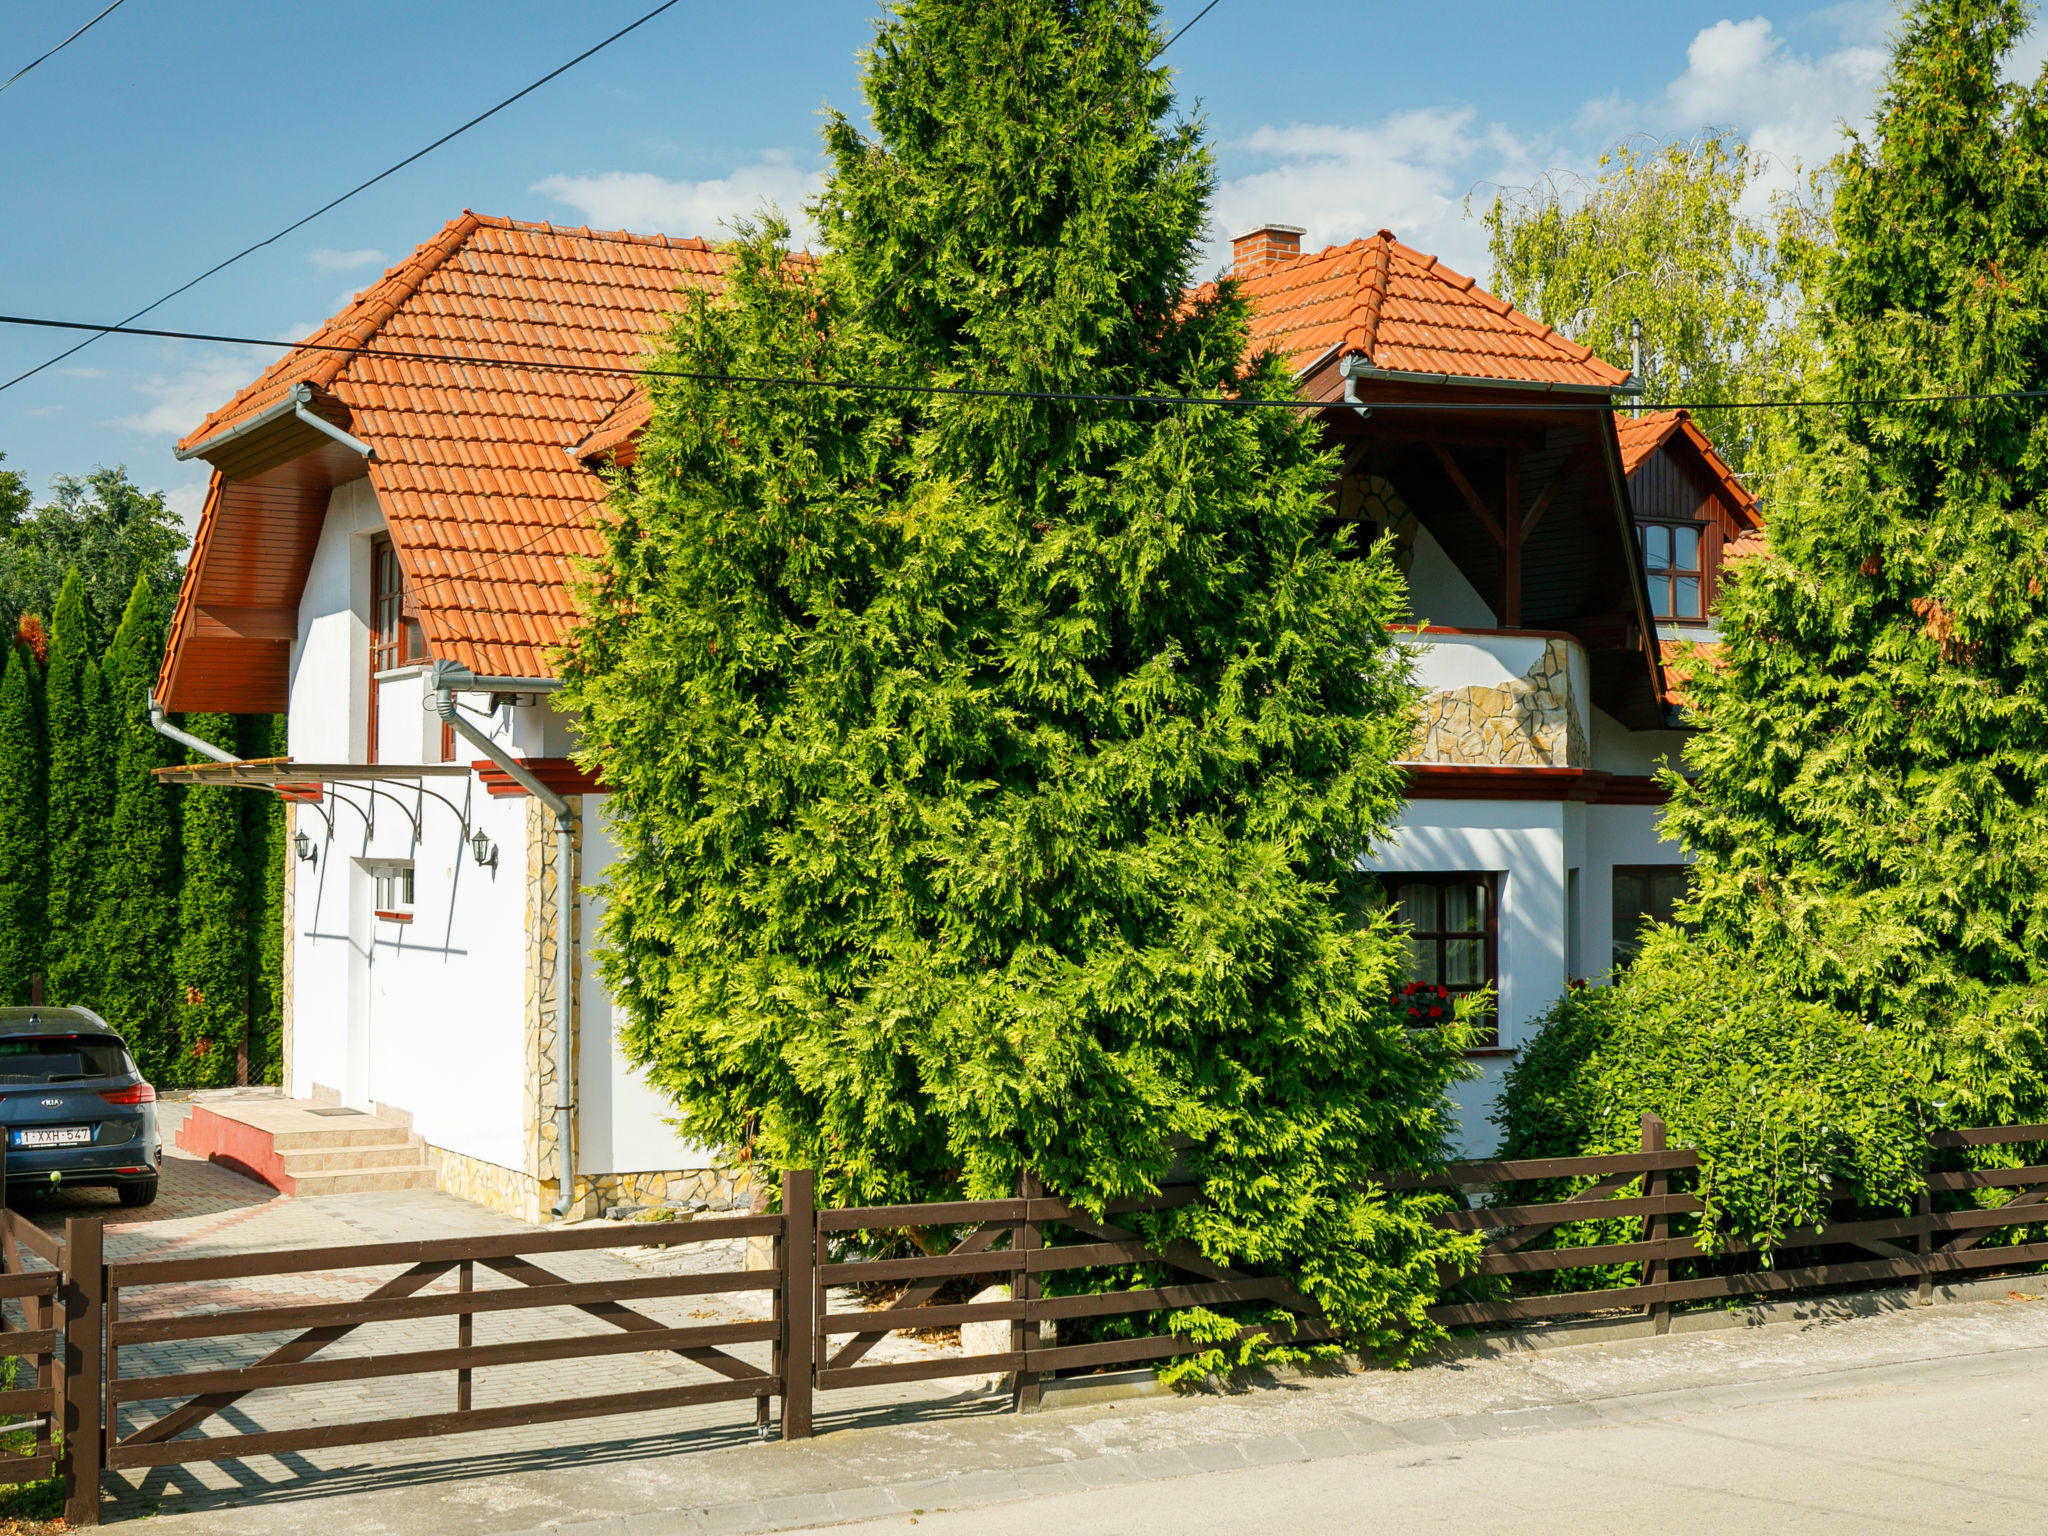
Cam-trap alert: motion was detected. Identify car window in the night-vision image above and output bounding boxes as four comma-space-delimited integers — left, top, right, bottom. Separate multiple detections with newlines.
0, 1036, 131, 1083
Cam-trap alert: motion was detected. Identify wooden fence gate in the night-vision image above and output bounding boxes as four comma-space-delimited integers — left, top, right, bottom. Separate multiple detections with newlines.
4, 1125, 2045, 1524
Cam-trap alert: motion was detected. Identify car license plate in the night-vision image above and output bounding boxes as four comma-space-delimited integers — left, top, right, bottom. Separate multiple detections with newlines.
12, 1127, 90, 1148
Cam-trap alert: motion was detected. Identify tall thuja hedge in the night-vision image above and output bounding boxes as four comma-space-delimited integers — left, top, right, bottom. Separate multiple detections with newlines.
562, 0, 1476, 1358
0, 644, 46, 1003
241, 711, 287, 1081
1664, 0, 2048, 1117
96, 576, 180, 1079
174, 713, 244, 1086
43, 571, 104, 1005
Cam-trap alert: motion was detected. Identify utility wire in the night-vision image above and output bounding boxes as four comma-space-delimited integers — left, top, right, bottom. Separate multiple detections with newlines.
0, 311, 2037, 417
0, 0, 129, 95
0, 0, 683, 395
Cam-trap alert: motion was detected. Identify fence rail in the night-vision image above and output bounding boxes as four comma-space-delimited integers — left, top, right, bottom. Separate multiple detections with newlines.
5, 1122, 2045, 1523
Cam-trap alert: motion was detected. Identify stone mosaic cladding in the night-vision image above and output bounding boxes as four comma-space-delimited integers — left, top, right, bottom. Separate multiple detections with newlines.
1408, 638, 1589, 768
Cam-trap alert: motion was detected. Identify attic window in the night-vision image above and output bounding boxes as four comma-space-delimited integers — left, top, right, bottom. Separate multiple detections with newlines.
1640, 522, 1706, 623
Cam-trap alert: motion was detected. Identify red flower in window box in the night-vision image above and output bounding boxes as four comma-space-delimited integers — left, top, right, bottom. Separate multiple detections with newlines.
1396, 980, 1453, 1024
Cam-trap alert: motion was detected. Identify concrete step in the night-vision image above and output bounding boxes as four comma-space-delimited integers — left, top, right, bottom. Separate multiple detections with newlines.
277, 1142, 429, 1174
267, 1122, 419, 1152
288, 1165, 441, 1197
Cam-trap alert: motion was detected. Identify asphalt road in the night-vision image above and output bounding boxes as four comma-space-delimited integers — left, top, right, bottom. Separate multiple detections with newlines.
811, 1342, 2048, 1534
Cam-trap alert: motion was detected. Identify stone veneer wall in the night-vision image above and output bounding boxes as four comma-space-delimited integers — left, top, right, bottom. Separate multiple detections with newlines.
524, 794, 586, 1214
1409, 637, 1590, 767
428, 1144, 754, 1224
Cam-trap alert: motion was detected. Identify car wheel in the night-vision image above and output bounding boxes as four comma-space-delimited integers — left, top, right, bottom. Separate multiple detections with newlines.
118, 1178, 157, 1209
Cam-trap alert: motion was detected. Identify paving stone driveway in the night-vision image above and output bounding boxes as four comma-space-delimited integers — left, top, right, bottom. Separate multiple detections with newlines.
9, 1095, 1004, 1527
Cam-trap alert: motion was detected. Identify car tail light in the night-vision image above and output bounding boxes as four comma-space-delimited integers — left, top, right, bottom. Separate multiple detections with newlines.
98, 1083, 155, 1106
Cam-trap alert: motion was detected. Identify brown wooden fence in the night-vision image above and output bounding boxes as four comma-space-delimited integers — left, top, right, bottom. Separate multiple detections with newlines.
1386, 1114, 2048, 1331
11, 1132, 2048, 1524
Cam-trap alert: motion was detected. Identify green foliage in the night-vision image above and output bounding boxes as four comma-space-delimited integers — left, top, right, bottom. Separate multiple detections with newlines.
1496, 929, 1924, 1251
562, 0, 1477, 1356
43, 569, 105, 1006
0, 465, 187, 641
0, 452, 28, 534
0, 645, 46, 1003
242, 711, 288, 1081
1482, 131, 1827, 491
96, 575, 181, 1080
1662, 0, 2048, 1117
174, 713, 245, 1086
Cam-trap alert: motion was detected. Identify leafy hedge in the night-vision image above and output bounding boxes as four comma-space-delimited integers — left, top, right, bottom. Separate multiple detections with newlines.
1494, 927, 1923, 1252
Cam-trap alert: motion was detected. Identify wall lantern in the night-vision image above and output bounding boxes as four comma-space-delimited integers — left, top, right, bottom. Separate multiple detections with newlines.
470, 827, 497, 868
294, 830, 316, 863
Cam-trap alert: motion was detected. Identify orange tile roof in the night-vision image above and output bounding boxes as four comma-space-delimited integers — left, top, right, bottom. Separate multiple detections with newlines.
179, 213, 729, 677
1615, 408, 1761, 528
1234, 230, 1630, 389
173, 218, 1627, 683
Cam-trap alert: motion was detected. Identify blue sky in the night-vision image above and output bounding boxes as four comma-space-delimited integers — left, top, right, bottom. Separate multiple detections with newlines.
0, 1, 2014, 532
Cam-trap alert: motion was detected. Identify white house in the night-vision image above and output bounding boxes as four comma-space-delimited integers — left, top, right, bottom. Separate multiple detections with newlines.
153, 214, 1760, 1218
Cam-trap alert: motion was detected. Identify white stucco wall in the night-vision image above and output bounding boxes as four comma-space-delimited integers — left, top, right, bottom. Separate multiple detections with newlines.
575, 798, 719, 1175
1405, 522, 1496, 629
285, 481, 530, 1170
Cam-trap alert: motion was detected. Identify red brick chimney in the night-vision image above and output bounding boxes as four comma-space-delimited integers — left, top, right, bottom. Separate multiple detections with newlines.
1231, 223, 1305, 277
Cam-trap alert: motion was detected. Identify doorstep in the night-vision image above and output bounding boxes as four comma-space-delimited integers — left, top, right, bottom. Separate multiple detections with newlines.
175, 1096, 438, 1196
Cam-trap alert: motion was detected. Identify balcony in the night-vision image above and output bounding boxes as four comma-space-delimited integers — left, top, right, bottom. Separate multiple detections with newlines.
1400, 629, 1590, 769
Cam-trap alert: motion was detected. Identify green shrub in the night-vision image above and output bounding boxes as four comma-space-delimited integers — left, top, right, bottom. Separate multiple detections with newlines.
1495, 928, 1923, 1252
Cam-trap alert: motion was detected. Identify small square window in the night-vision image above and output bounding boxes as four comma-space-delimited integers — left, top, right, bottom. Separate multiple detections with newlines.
373, 863, 415, 916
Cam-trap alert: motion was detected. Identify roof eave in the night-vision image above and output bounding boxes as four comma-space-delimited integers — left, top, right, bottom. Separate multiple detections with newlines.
1339, 353, 1640, 397
175, 383, 374, 468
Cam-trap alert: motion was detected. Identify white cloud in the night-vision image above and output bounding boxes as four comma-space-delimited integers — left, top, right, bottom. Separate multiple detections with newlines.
26, 405, 60, 418
1210, 107, 1529, 279
531, 149, 825, 248
111, 352, 265, 439
306, 247, 386, 274
165, 478, 209, 541
58, 365, 102, 379
1213, 9, 1904, 284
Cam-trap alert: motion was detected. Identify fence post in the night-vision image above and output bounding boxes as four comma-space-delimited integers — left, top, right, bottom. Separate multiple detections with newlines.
59, 1215, 102, 1527
1916, 1150, 1934, 1306
1640, 1113, 1671, 1336
1012, 1170, 1042, 1413
780, 1169, 814, 1441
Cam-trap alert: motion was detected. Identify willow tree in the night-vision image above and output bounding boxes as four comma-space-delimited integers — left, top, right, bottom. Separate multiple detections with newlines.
563, 0, 1474, 1354
1664, 0, 2048, 1121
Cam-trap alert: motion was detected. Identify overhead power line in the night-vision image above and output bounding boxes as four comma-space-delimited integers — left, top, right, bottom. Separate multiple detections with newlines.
0, 310, 2035, 417
0, 0, 684, 395
0, 0, 129, 96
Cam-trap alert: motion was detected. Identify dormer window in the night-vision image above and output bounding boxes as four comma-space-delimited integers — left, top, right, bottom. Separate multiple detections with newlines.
1640, 521, 1706, 623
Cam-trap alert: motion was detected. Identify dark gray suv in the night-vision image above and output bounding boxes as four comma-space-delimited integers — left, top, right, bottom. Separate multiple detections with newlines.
0, 1007, 160, 1207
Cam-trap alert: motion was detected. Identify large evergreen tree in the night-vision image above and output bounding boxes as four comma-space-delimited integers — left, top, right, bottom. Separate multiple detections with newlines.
96, 575, 180, 1077
563, 0, 1473, 1352
0, 644, 46, 1004
241, 711, 288, 1082
43, 570, 103, 1005
174, 713, 245, 1086
1664, 0, 2048, 1119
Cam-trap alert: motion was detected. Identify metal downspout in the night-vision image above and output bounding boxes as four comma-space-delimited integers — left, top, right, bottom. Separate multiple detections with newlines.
148, 694, 238, 763
428, 662, 580, 1219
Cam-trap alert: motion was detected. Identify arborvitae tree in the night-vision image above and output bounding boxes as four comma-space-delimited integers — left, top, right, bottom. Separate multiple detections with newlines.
0, 644, 47, 1003
1665, 0, 2048, 1120
241, 711, 287, 1081
562, 0, 1475, 1358
174, 713, 244, 1087
96, 575, 180, 1078
43, 570, 102, 1005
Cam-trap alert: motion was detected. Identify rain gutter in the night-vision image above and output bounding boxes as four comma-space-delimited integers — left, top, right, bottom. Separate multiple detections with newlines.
174, 383, 374, 463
